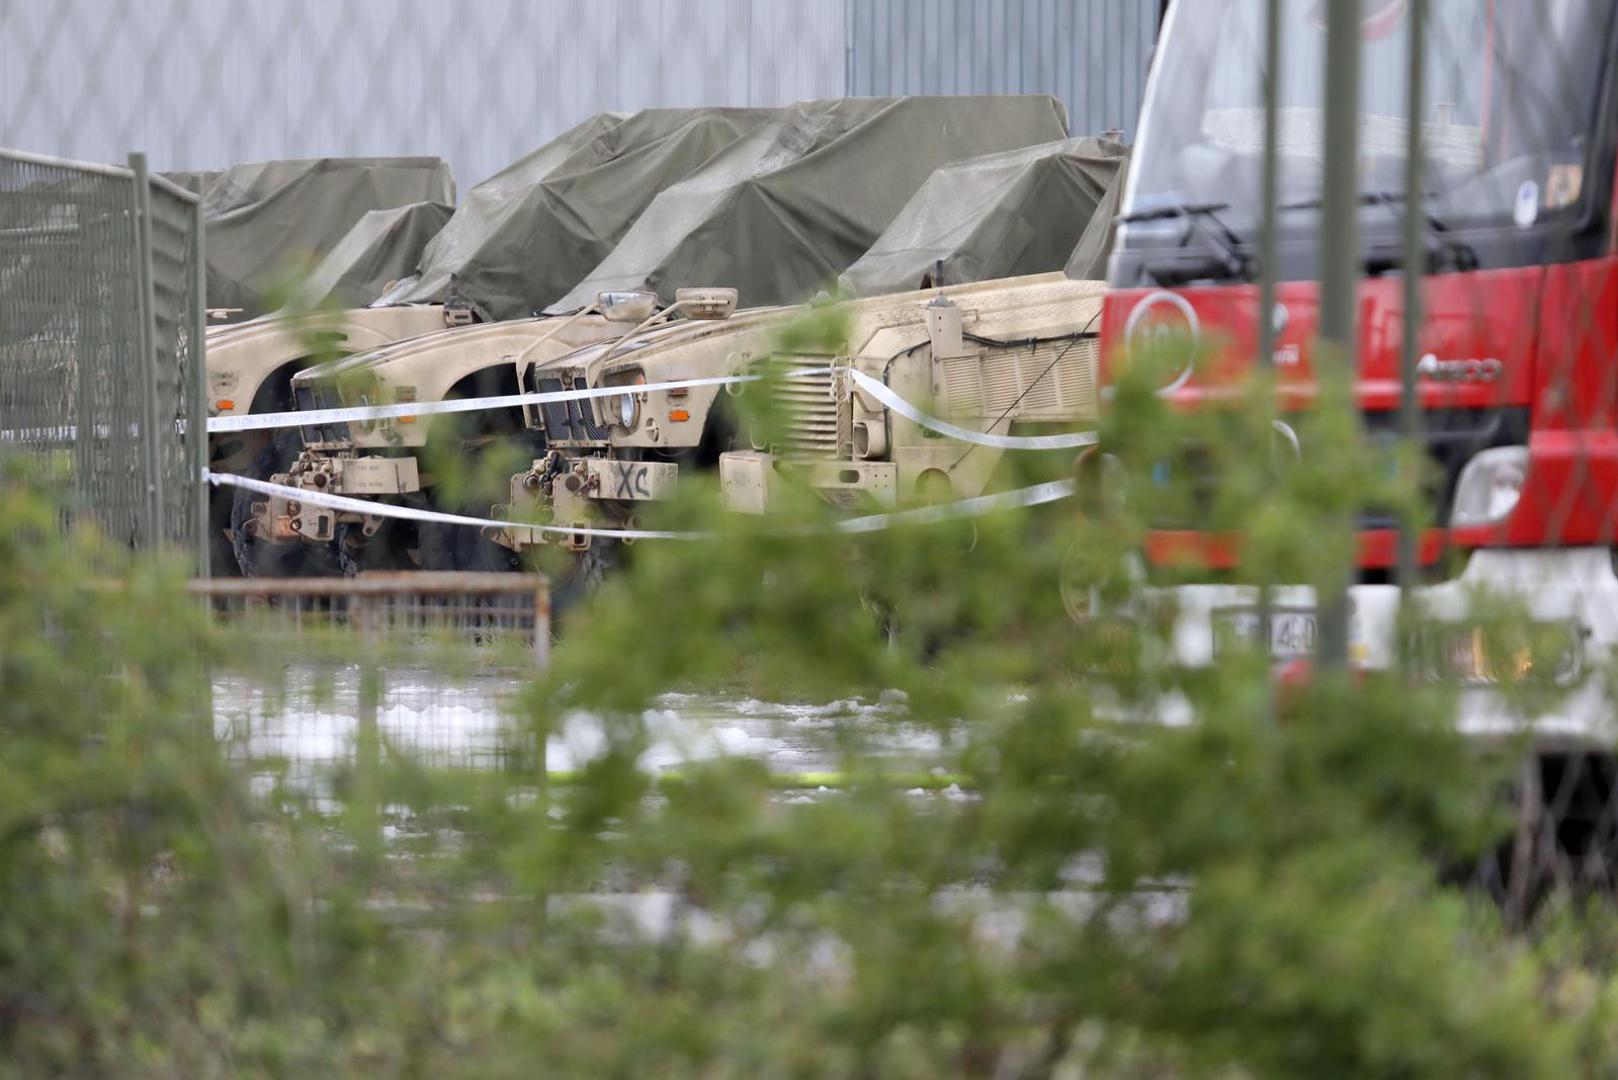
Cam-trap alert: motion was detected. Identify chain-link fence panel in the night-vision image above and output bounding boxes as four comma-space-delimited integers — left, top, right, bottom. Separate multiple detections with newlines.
146, 170, 207, 559
0, 149, 204, 565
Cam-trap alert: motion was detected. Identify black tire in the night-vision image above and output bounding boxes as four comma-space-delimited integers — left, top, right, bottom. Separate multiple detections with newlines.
415, 517, 523, 573
207, 486, 242, 577
546, 540, 620, 622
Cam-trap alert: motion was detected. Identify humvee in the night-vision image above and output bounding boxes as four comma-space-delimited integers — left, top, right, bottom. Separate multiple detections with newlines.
252, 275, 1102, 590
205, 303, 468, 573
497, 273, 1106, 553
237, 292, 670, 573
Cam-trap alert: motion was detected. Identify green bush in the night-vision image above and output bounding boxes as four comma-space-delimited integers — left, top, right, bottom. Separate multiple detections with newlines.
2, 321, 1616, 1077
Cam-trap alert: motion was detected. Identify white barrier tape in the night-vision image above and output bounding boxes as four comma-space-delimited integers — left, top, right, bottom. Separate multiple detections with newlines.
203, 470, 1075, 542
205, 470, 700, 541
829, 479, 1076, 533
205, 373, 768, 434
843, 369, 1098, 451
209, 368, 1097, 454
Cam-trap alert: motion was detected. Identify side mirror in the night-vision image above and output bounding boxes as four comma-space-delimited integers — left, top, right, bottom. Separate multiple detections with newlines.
598, 290, 660, 324
676, 287, 739, 321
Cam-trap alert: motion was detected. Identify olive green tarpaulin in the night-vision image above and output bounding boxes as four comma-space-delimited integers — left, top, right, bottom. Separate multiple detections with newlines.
295, 201, 454, 310
1064, 147, 1132, 281
200, 157, 455, 318
379, 108, 777, 320
551, 95, 1072, 313
839, 136, 1127, 297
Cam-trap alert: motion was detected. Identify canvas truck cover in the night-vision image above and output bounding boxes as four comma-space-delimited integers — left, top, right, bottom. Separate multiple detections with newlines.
1064, 147, 1131, 281
370, 110, 628, 309
294, 201, 455, 310
159, 170, 223, 196
839, 136, 1127, 297
551, 95, 1072, 313
201, 157, 454, 318
380, 108, 778, 320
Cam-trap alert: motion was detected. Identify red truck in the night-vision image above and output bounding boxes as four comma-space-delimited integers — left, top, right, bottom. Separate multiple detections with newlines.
1099, 0, 1618, 741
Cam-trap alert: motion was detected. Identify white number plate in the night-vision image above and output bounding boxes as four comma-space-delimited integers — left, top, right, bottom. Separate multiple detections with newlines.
1214, 608, 1318, 661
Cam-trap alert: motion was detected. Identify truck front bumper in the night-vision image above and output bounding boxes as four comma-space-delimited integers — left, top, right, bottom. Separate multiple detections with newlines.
1132, 548, 1618, 745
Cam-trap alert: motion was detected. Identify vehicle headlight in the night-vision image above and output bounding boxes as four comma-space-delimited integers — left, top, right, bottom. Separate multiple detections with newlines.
1425, 620, 1583, 686
1450, 446, 1528, 527
602, 368, 647, 430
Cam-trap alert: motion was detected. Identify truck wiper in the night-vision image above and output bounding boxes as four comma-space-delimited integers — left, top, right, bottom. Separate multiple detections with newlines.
1280, 190, 1480, 273
1118, 201, 1251, 282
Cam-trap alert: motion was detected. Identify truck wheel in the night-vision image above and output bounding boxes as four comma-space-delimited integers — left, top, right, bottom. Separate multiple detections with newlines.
415, 518, 523, 573
228, 486, 345, 578
208, 487, 241, 577
548, 541, 619, 621
226, 432, 344, 578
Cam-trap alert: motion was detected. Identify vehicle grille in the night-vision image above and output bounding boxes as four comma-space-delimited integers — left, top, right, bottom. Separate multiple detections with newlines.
935, 338, 1099, 422
535, 373, 611, 444
760, 357, 845, 459
297, 383, 350, 446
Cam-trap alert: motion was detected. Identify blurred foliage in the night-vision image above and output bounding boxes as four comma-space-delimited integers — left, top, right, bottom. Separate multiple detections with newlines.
3, 306, 1618, 1078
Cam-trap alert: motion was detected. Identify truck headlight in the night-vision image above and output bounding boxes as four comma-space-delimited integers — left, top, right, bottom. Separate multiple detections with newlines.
602, 368, 646, 430
1426, 620, 1583, 686
1450, 446, 1527, 527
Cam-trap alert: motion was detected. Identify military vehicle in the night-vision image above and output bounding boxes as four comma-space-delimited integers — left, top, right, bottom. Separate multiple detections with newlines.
255, 102, 1113, 586
235, 290, 680, 575
208, 108, 774, 574
256, 95, 1076, 572
495, 274, 1105, 560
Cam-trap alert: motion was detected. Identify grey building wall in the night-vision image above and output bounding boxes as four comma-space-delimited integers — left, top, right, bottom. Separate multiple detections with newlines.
846, 0, 1161, 138
0, 0, 1159, 190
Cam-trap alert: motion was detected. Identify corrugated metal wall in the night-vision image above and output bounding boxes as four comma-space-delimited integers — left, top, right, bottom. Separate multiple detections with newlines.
0, 0, 1159, 188
845, 0, 1161, 138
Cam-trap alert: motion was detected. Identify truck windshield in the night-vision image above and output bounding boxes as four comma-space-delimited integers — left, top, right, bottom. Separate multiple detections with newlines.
1122, 0, 1614, 246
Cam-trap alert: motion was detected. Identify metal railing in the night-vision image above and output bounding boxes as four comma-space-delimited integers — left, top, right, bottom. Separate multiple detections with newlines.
197, 572, 549, 792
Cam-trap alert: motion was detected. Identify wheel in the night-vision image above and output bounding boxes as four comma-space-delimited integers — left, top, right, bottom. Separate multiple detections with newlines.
229, 485, 346, 578
546, 540, 620, 621
415, 517, 524, 573
207, 485, 241, 577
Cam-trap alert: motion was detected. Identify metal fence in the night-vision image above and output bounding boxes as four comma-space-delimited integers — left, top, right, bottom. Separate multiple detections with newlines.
0, 148, 206, 565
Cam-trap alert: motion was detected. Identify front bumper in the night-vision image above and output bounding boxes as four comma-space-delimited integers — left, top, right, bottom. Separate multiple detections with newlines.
718, 451, 898, 514
1134, 548, 1618, 746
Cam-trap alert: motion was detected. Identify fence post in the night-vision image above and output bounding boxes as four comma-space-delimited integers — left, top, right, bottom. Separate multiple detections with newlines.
354, 592, 383, 863
534, 577, 551, 925
1255, 0, 1283, 708
1316, 0, 1362, 671
190, 194, 210, 575
128, 152, 162, 553
1397, 0, 1427, 599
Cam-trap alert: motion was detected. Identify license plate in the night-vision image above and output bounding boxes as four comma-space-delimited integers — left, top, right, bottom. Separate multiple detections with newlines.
1214, 607, 1318, 660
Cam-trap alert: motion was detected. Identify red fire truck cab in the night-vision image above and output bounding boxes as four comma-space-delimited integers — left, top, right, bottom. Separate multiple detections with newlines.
1099, 0, 1618, 739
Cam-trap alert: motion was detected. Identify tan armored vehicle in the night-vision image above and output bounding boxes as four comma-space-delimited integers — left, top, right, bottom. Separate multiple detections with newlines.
242, 292, 671, 572
497, 273, 1104, 556
254, 95, 1078, 575
211, 109, 774, 574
